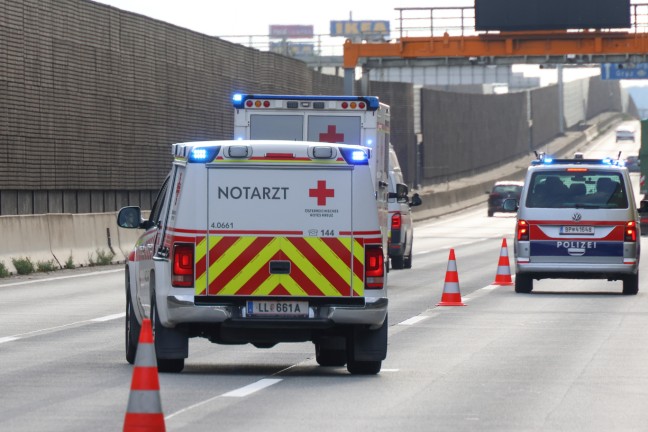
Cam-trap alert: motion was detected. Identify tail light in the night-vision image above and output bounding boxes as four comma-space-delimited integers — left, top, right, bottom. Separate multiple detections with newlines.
172, 243, 194, 287
517, 220, 529, 241
625, 221, 637, 242
365, 246, 385, 289
391, 213, 402, 230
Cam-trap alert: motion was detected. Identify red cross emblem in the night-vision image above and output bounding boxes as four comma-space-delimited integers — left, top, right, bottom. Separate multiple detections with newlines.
309, 180, 334, 206
319, 125, 344, 143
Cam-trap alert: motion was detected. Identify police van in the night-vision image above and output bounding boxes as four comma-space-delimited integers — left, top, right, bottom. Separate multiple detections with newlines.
118, 139, 392, 374
505, 154, 640, 294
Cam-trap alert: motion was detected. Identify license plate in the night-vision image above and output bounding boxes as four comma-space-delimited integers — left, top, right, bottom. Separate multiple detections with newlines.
560, 225, 594, 235
246, 301, 308, 317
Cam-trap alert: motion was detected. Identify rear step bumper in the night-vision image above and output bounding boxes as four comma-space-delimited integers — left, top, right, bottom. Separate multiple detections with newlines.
164, 295, 388, 328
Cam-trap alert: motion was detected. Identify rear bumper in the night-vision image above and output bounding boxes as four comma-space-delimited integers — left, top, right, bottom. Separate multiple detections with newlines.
516, 262, 638, 279
162, 295, 388, 329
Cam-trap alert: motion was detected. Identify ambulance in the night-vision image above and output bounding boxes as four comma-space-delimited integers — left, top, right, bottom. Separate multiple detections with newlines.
117, 139, 392, 375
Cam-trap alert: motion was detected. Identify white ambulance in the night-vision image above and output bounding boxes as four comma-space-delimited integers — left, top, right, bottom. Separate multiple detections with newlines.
118, 139, 392, 374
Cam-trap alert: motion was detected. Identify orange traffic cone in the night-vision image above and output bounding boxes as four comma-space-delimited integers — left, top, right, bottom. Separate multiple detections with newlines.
493, 238, 514, 286
437, 248, 466, 306
124, 318, 166, 432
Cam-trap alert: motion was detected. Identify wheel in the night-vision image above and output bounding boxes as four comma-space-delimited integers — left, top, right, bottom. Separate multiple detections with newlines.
515, 274, 533, 293
125, 276, 140, 365
487, 210, 494, 217
151, 286, 185, 373
623, 273, 639, 295
315, 343, 347, 367
404, 253, 412, 269
391, 255, 404, 270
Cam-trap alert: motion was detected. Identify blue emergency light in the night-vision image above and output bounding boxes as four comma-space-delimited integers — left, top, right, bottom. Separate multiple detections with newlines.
188, 146, 219, 163
339, 147, 369, 165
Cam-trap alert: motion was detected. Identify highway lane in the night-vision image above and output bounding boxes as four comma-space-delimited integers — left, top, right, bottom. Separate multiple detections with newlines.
0, 123, 645, 431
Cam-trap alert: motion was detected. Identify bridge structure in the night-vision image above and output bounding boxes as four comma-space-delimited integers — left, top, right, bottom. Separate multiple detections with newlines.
343, 4, 648, 95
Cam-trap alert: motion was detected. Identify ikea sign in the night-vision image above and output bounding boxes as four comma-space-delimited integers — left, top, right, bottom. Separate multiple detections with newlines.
330, 20, 390, 41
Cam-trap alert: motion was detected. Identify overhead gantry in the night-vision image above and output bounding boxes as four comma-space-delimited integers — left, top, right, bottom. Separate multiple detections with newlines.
343, 5, 648, 94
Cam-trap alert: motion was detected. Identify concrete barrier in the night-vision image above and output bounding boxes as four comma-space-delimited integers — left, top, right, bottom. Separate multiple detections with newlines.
0, 214, 55, 273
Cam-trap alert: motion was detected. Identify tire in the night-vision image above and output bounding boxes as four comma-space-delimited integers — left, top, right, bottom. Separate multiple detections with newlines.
125, 275, 140, 365
391, 255, 404, 270
315, 343, 347, 367
487, 210, 494, 217
151, 286, 185, 373
515, 274, 533, 293
404, 253, 412, 269
623, 273, 639, 295
347, 360, 382, 375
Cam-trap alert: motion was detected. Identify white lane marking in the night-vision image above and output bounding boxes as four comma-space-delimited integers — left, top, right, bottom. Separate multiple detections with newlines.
398, 316, 428, 326
221, 378, 283, 398
91, 313, 125, 322
381, 369, 399, 372
1, 312, 125, 343
0, 268, 123, 288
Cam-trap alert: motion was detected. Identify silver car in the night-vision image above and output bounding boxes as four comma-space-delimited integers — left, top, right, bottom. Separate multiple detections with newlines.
506, 155, 640, 295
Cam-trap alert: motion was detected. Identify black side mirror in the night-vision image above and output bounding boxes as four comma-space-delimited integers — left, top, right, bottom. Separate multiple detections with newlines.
388, 183, 409, 202
639, 200, 648, 214
502, 198, 518, 212
410, 193, 422, 207
117, 206, 144, 229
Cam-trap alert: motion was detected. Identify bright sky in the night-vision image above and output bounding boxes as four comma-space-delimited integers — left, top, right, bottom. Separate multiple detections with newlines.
90, 0, 473, 37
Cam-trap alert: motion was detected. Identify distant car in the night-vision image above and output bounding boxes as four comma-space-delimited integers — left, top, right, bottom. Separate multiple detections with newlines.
624, 155, 640, 172
616, 126, 635, 142
486, 181, 523, 217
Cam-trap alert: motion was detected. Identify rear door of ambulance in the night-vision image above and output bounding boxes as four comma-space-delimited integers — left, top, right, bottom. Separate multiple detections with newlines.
195, 145, 364, 316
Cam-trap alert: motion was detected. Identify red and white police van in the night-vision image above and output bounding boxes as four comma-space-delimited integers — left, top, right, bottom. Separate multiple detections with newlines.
118, 139, 392, 374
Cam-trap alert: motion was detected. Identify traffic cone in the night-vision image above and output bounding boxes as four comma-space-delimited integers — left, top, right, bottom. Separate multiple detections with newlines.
493, 238, 514, 286
437, 248, 466, 306
124, 318, 166, 432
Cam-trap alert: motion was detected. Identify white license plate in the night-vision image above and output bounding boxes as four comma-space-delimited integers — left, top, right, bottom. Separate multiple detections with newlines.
246, 301, 308, 317
560, 225, 594, 235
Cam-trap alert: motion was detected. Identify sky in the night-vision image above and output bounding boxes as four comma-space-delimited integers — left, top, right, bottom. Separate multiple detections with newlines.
90, 0, 474, 38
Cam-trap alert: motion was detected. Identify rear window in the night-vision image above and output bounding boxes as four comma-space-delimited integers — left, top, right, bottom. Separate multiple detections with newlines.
493, 185, 522, 194
525, 170, 628, 209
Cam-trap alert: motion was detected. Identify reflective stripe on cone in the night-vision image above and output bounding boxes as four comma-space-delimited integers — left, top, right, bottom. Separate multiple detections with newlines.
124, 318, 165, 432
493, 238, 514, 286
437, 248, 466, 306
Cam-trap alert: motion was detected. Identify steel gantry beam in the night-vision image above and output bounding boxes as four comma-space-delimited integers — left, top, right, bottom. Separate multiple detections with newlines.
343, 30, 648, 94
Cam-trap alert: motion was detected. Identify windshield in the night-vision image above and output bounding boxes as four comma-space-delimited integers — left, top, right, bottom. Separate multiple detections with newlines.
525, 170, 628, 209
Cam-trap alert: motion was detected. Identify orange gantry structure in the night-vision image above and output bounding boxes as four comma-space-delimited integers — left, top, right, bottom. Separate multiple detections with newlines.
343, 30, 648, 69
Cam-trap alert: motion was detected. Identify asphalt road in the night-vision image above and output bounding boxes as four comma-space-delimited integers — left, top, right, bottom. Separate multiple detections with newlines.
1, 124, 646, 431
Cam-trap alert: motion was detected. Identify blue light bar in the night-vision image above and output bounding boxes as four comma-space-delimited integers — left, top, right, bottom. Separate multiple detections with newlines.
232, 94, 380, 111
188, 146, 220, 163
339, 147, 369, 165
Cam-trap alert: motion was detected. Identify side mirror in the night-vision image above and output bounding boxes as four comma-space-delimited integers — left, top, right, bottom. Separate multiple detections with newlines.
410, 193, 422, 207
117, 206, 144, 229
639, 200, 648, 214
388, 183, 409, 202
502, 198, 518, 212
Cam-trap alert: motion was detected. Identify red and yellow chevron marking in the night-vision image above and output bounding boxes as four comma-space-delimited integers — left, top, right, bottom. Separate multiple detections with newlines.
194, 236, 364, 297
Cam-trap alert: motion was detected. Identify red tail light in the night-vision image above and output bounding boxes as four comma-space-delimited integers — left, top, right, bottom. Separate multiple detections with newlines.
391, 213, 402, 230
365, 246, 385, 289
172, 243, 194, 287
517, 220, 529, 241
625, 221, 637, 242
